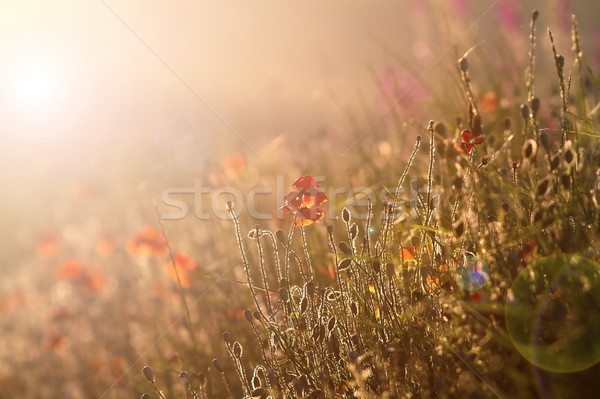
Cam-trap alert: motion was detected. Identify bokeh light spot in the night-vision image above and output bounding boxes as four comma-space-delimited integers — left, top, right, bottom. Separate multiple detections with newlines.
453, 252, 489, 291
506, 254, 600, 372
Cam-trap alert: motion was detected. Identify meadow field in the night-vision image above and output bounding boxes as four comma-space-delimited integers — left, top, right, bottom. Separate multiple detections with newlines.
1, 1, 600, 398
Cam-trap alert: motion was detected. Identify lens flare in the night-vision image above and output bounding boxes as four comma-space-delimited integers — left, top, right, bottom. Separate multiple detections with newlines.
505, 254, 600, 372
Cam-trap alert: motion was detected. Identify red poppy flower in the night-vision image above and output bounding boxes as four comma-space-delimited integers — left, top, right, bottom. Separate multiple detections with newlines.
56, 259, 83, 279
399, 246, 417, 262
81, 268, 107, 293
454, 129, 483, 154
164, 251, 197, 288
36, 233, 61, 258
281, 176, 328, 227
127, 225, 167, 257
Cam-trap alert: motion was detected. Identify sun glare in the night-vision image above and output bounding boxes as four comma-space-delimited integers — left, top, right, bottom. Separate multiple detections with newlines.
0, 50, 83, 138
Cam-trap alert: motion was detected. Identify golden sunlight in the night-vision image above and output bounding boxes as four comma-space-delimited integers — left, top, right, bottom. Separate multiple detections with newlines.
0, 46, 84, 137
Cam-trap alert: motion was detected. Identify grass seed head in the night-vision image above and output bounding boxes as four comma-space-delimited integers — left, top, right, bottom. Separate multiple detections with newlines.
142, 366, 155, 383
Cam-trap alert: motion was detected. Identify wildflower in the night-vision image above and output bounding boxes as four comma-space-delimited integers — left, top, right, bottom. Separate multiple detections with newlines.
281, 175, 328, 227
36, 232, 61, 258
164, 251, 197, 288
56, 259, 83, 279
480, 91, 498, 113
399, 246, 417, 262
454, 129, 483, 154
81, 268, 107, 293
127, 225, 167, 257
95, 235, 116, 258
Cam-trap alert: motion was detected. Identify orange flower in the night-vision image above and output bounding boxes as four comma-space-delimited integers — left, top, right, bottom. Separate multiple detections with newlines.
480, 91, 498, 113
173, 251, 197, 271
399, 246, 417, 262
281, 176, 328, 227
56, 259, 83, 279
164, 251, 197, 288
82, 268, 107, 293
36, 233, 61, 258
95, 235, 116, 258
127, 225, 167, 257
223, 154, 246, 176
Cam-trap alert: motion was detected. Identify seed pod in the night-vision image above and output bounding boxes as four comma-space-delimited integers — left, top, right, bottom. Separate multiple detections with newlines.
279, 287, 289, 302
338, 241, 351, 255
327, 316, 337, 335
454, 221, 465, 238
560, 173, 571, 189
459, 57, 468, 72
504, 117, 512, 130
252, 374, 261, 389
537, 178, 550, 196
233, 341, 243, 358
179, 371, 189, 383
532, 9, 539, 20
522, 139, 538, 160
520, 104, 530, 120
305, 281, 316, 297
550, 155, 560, 171
434, 121, 447, 137
338, 258, 352, 270
410, 180, 419, 192
452, 176, 463, 191
222, 331, 232, 344
502, 202, 509, 212
342, 207, 351, 223
350, 223, 358, 240
350, 301, 359, 317
531, 97, 540, 115
251, 388, 265, 398
275, 229, 285, 243
556, 54, 564, 69
142, 366, 155, 383
299, 297, 308, 314
563, 147, 576, 166
326, 225, 333, 234
540, 131, 550, 149
253, 311, 261, 321
372, 260, 381, 274
198, 372, 206, 385
212, 358, 224, 372
429, 195, 439, 210
244, 309, 254, 323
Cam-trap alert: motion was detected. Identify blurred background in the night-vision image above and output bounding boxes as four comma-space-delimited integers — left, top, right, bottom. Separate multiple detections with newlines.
0, 0, 598, 248
0, 1, 599, 397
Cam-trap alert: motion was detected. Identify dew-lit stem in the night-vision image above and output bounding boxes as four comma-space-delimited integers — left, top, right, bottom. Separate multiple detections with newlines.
228, 204, 267, 320
255, 228, 273, 314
